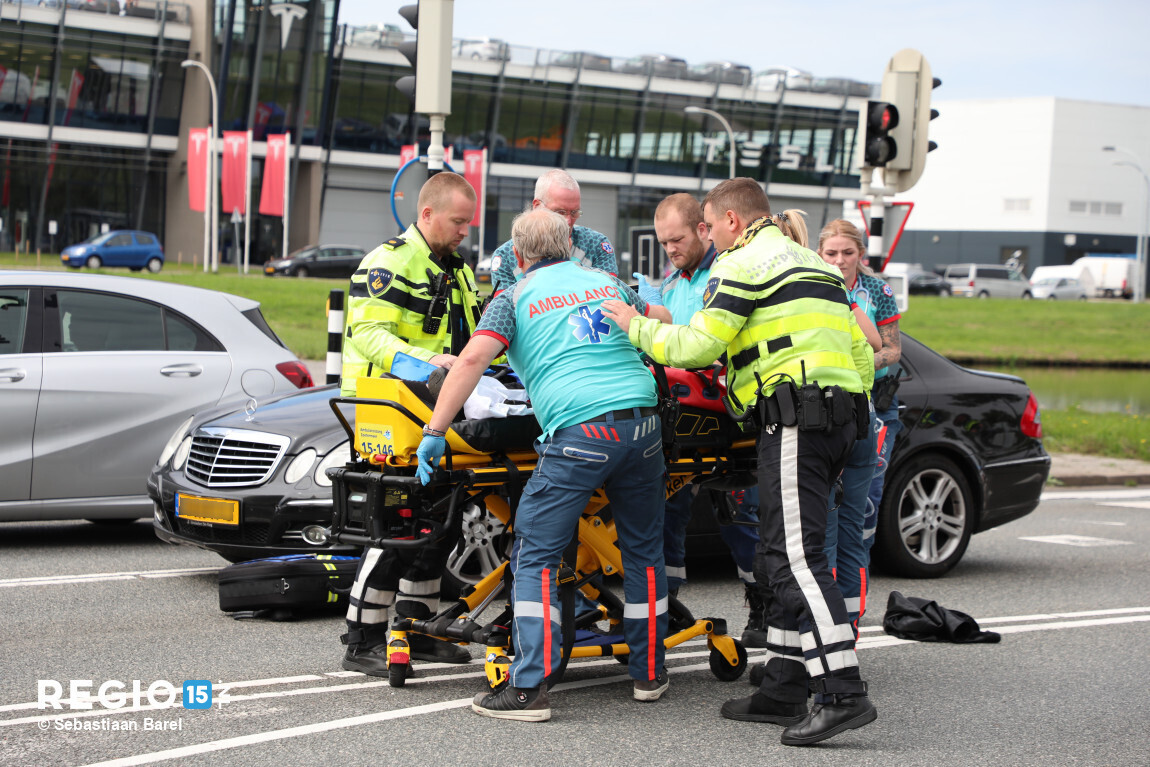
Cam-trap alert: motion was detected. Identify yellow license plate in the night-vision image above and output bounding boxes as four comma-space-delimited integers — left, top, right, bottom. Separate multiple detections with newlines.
176, 494, 239, 525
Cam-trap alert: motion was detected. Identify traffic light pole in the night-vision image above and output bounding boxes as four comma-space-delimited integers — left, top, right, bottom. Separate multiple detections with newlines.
860, 167, 897, 273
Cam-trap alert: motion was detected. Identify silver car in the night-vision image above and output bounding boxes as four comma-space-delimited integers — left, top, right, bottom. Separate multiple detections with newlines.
0, 271, 314, 522
1030, 276, 1088, 301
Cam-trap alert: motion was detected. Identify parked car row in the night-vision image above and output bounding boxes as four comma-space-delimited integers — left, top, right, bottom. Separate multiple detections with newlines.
148, 334, 1050, 580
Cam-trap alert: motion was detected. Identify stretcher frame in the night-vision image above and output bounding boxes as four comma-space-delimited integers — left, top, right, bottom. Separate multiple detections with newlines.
328, 383, 759, 690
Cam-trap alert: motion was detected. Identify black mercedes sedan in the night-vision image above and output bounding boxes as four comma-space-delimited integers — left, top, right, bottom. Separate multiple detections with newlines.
150, 335, 1050, 579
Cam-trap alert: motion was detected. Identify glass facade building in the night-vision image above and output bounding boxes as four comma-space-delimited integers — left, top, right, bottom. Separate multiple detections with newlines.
1, 0, 867, 260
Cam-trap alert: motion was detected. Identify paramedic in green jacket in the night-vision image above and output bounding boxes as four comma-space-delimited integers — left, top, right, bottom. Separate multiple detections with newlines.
601, 177, 877, 747
339, 172, 482, 674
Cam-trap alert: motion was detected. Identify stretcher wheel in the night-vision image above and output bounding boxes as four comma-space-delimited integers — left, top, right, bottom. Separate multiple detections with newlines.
709, 640, 747, 681
388, 661, 409, 688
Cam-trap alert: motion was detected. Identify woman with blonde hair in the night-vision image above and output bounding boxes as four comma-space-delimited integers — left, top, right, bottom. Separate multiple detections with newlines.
816, 218, 903, 633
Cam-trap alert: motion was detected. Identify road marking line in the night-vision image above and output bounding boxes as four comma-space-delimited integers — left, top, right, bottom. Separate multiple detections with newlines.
32, 612, 1150, 767
1042, 488, 1150, 501
1019, 534, 1133, 547
1099, 501, 1150, 510
0, 567, 220, 588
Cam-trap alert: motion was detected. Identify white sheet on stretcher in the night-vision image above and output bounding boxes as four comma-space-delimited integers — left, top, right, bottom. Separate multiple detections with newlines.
464, 375, 533, 419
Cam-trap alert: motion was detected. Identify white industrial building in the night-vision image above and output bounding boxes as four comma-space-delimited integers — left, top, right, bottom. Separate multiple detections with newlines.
887, 97, 1150, 290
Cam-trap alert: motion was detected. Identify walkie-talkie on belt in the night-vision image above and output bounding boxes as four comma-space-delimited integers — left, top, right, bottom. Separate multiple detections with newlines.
423, 268, 450, 334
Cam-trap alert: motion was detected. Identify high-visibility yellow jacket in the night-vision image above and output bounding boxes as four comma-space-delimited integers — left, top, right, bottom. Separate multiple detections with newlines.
340, 224, 481, 396
628, 218, 873, 415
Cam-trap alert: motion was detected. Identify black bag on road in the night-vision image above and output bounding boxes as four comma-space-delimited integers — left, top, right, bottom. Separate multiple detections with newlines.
218, 554, 358, 619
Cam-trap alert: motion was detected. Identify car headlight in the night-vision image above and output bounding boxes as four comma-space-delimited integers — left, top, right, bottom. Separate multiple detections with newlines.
314, 443, 350, 487
172, 437, 193, 471
158, 416, 195, 467
285, 448, 317, 484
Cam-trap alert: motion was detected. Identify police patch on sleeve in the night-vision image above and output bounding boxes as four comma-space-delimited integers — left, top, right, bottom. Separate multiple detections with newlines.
367, 267, 394, 298
882, 283, 895, 297
702, 277, 721, 308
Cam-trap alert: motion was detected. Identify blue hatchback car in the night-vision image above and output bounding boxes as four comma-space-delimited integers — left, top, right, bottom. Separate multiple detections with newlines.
61, 230, 165, 273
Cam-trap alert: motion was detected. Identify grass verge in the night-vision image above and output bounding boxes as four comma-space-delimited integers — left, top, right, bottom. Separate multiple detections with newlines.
1041, 406, 1150, 462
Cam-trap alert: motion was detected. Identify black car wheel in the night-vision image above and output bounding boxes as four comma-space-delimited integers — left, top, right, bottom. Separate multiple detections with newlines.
296, 266, 310, 278
940, 287, 951, 297
977, 290, 990, 299
146, 257, 163, 273
875, 453, 974, 578
86, 255, 103, 269
443, 502, 509, 596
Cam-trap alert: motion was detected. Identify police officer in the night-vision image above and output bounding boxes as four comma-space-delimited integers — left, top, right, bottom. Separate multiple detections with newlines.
636, 193, 765, 646
489, 169, 618, 296
602, 178, 877, 746
339, 172, 482, 674
417, 207, 668, 722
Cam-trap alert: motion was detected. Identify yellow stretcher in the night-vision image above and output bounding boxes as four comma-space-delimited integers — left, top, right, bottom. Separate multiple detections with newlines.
327, 373, 759, 689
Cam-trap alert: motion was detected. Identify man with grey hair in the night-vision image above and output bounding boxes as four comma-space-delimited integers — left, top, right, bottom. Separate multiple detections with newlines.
414, 206, 669, 721
489, 169, 618, 296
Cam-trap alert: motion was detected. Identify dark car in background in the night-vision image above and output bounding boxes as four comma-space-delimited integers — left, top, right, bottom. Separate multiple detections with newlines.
263, 245, 367, 278
550, 51, 613, 72
60, 230, 165, 273
151, 335, 1049, 581
906, 269, 953, 296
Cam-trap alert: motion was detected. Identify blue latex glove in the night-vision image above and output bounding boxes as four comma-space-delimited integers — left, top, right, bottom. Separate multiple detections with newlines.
415, 434, 446, 485
632, 272, 663, 306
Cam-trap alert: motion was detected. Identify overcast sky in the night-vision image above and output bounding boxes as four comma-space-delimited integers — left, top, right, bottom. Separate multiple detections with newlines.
336, 0, 1150, 107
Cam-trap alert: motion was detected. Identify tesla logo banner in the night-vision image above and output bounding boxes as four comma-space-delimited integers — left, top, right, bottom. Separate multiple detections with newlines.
221, 131, 249, 215
187, 128, 209, 213
259, 134, 288, 216
463, 149, 484, 226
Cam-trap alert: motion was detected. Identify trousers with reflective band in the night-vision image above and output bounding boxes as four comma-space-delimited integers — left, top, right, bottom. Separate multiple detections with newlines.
629, 223, 871, 416
754, 422, 863, 702
508, 412, 667, 689
341, 224, 481, 396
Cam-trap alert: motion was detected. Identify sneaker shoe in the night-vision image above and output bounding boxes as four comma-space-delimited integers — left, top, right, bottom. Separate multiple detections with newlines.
472, 685, 551, 722
633, 669, 669, 702
407, 633, 472, 664
721, 693, 807, 725
780, 696, 877, 746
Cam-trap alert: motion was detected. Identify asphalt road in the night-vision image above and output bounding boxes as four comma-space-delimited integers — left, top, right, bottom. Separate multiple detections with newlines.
2, 486, 1149, 767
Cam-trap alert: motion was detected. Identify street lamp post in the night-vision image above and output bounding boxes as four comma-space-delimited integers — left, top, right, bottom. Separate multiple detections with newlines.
685, 105, 736, 181
182, 60, 219, 273
1102, 145, 1149, 303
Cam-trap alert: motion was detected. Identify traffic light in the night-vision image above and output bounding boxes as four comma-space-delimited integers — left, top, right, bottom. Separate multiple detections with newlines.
879, 48, 940, 193
863, 100, 899, 167
395, 1, 454, 116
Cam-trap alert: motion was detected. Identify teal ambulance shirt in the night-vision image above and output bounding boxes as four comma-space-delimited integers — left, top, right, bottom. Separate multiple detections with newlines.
475, 259, 657, 438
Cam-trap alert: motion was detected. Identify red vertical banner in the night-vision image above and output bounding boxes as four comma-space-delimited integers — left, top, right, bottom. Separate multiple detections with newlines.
400, 144, 417, 166
259, 134, 288, 216
463, 149, 485, 227
221, 131, 249, 215
187, 128, 209, 213
444, 145, 454, 166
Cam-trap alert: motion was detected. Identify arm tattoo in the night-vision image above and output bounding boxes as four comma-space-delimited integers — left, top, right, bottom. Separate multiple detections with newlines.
874, 320, 902, 371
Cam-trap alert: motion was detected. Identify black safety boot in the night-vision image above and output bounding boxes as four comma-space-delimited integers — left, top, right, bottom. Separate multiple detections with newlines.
341, 641, 390, 677
472, 685, 551, 722
741, 583, 768, 648
407, 633, 472, 664
747, 661, 766, 686
781, 680, 876, 746
721, 693, 807, 725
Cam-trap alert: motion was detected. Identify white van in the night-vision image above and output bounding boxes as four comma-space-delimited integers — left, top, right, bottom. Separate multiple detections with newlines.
1030, 264, 1095, 297
943, 263, 1032, 299
1072, 256, 1136, 299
